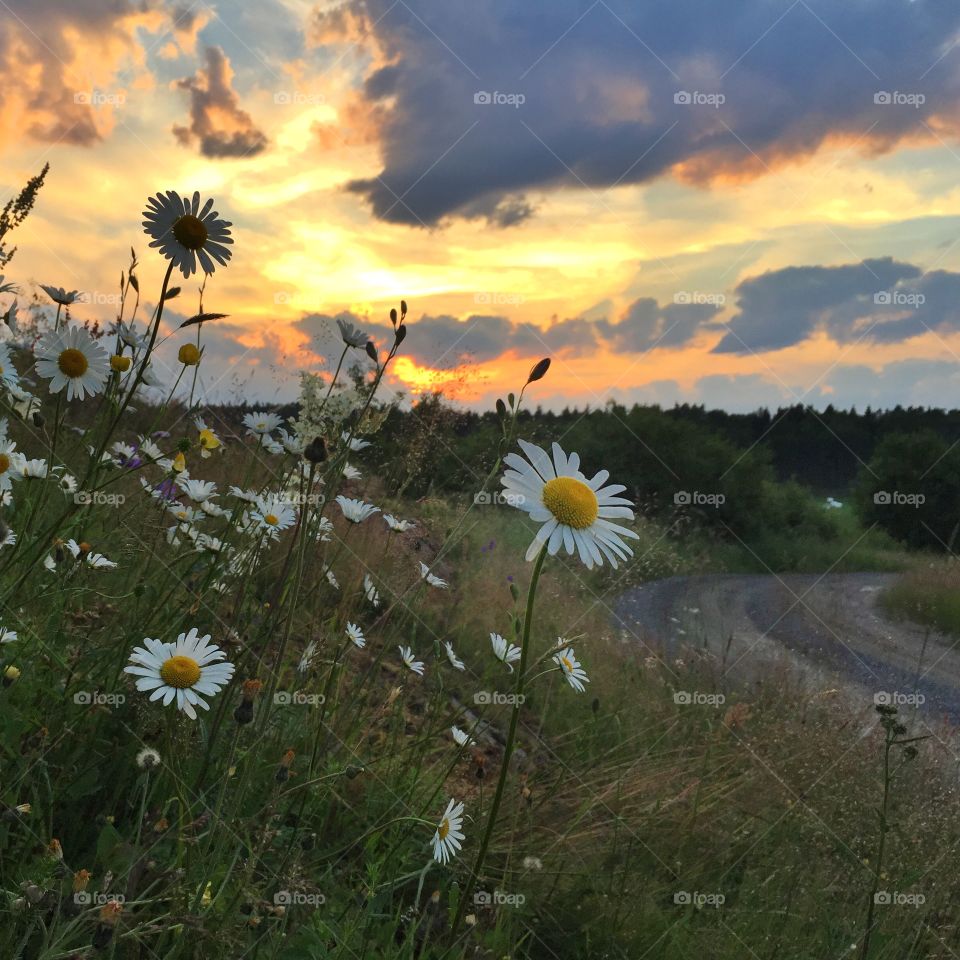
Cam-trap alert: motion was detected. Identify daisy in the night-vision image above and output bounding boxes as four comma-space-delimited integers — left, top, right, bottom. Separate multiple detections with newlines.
316, 517, 335, 543
0, 342, 19, 389
501, 440, 638, 569
0, 437, 24, 491
419, 562, 448, 589
384, 514, 414, 533
444, 641, 466, 671
432, 799, 465, 865
168, 504, 201, 525
345, 622, 366, 649
323, 565, 339, 589
278, 429, 306, 456
263, 436, 285, 456
553, 646, 590, 693
363, 573, 381, 608
34, 325, 110, 401
335, 495, 379, 524
0, 626, 18, 643
451, 725, 475, 747
490, 632, 521, 672
336, 317, 368, 348
398, 645, 424, 676
18, 458, 48, 479
142, 190, 233, 277
252, 496, 297, 537
342, 432, 371, 452
342, 463, 362, 481
228, 485, 257, 503
58, 474, 78, 495
124, 628, 235, 720
178, 478, 217, 502
242, 411, 282, 436
40, 285, 81, 306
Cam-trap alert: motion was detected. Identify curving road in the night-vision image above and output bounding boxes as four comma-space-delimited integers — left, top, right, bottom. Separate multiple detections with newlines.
612, 573, 960, 721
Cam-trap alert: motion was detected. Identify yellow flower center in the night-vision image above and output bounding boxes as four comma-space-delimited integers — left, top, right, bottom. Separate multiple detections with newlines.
541, 476, 598, 530
561, 656, 573, 672
264, 513, 279, 526
0, 453, 8, 475
159, 655, 201, 689
110, 354, 131, 372
58, 348, 88, 379
172, 214, 208, 250
438, 818, 450, 840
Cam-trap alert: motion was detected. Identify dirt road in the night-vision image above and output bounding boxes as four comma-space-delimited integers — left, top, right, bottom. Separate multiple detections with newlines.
612, 573, 960, 720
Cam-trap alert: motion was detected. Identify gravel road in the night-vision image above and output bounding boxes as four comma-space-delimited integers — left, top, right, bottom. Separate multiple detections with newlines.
612, 573, 960, 720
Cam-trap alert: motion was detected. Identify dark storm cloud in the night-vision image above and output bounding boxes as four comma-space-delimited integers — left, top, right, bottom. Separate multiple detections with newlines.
713, 258, 960, 354
319, 0, 960, 226
172, 46, 268, 158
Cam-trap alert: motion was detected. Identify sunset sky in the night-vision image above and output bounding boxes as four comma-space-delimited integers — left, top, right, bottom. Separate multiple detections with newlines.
4, 0, 960, 411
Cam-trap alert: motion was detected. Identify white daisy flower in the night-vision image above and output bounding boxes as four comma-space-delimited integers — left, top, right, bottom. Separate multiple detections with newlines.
0, 437, 24, 491
278, 429, 306, 456
398, 645, 424, 676
363, 573, 381, 608
115, 320, 149, 351
263, 437, 285, 456
342, 463, 362, 481
168, 504, 201, 525
242, 411, 282, 436
124, 627, 235, 720
342, 432, 371, 452
142, 190, 233, 277
0, 626, 18, 643
501, 439, 638, 569
136, 438, 163, 462
553, 646, 589, 693
419, 561, 448, 589
451, 726, 475, 747
178, 478, 217, 502
345, 622, 366, 649
431, 799, 465, 865
336, 317, 368, 348
323, 565, 339, 589
252, 496, 297, 537
0, 341, 19, 389
490, 632, 521, 672
316, 516, 335, 543
336, 496, 380, 524
40, 284, 81, 306
58, 474, 78, 495
34, 325, 110, 401
229, 485, 258, 503
18, 458, 48, 479
384, 514, 414, 533
444, 642, 466, 671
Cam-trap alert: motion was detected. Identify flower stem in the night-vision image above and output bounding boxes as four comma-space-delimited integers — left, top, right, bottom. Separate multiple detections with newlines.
452, 544, 547, 933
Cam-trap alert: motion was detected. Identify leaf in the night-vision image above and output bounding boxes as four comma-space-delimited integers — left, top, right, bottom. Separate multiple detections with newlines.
163, 286, 181, 301
180, 312, 228, 329
128, 273, 139, 293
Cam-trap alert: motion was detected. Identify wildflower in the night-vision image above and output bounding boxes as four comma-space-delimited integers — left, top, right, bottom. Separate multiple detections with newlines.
194, 418, 222, 456
346, 623, 366, 649
34, 325, 110, 401
553, 646, 589, 692
444, 642, 466, 670
323, 565, 339, 589
363, 573, 381, 608
178, 343, 201, 365
0, 342, 19, 388
178, 478, 217, 502
419, 561, 448, 589
431, 799, 465, 864
0, 437, 24, 491
523, 856, 543, 870
490, 632, 521, 672
343, 463, 362, 481
243, 411, 282, 436
142, 190, 233, 277
501, 439, 638, 569
0, 625, 18, 643
384, 514, 414, 532
136, 747, 161, 770
234, 679, 262, 725
110, 354, 131, 373
342, 431, 371, 451
252, 496, 297, 536
298, 641, 319, 673
336, 317, 368, 348
58, 473, 78, 495
3, 665, 20, 685
335, 495, 379, 524
451, 726, 475, 747
171, 452, 186, 474
398, 645, 424, 676
40, 284, 81, 306
124, 628, 235, 720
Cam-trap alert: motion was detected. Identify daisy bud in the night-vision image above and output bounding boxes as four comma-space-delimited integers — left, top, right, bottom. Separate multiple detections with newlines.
3, 665, 20, 686
178, 343, 201, 366
390, 307, 397, 326
110, 355, 131, 373
304, 436, 328, 464
365, 341, 378, 362
395, 323, 407, 345
400, 299, 407, 318
526, 357, 551, 384
128, 273, 139, 293
495, 398, 506, 420
163, 286, 181, 301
